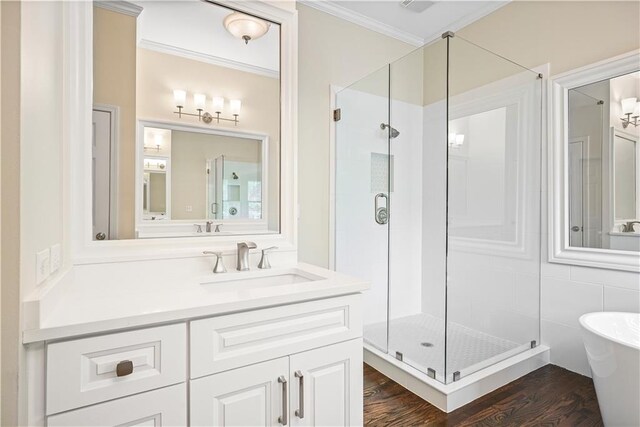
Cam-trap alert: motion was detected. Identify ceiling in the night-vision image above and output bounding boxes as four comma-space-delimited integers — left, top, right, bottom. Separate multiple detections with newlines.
303, 0, 510, 46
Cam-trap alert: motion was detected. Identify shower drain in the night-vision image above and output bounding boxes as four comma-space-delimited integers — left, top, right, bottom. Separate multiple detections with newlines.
420, 342, 434, 347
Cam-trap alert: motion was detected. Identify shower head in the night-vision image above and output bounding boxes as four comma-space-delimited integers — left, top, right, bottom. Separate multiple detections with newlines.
380, 123, 400, 139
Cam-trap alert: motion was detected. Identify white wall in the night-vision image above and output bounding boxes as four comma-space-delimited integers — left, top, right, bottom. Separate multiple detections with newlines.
334, 86, 424, 331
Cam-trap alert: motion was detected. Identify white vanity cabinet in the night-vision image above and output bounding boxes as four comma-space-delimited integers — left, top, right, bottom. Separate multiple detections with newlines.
190, 339, 363, 427
40, 294, 364, 427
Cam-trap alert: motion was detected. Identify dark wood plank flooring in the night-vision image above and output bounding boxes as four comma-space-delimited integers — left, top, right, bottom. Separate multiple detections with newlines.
364, 364, 603, 426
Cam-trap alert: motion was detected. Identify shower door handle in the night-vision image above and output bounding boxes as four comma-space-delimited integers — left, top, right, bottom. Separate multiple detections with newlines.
375, 193, 388, 225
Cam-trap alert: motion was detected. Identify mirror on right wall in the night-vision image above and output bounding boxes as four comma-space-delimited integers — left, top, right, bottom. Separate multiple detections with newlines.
567, 71, 640, 252
551, 51, 640, 271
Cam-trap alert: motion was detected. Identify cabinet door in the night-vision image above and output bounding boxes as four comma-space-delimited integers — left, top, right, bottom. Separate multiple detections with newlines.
289, 339, 363, 426
190, 356, 289, 427
46, 383, 186, 427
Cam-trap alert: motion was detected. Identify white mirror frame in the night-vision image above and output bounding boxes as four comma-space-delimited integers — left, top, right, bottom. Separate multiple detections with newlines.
65, 1, 297, 264
549, 50, 640, 272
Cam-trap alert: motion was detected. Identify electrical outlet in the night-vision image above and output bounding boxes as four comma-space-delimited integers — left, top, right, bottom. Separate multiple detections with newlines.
50, 243, 61, 273
186, 205, 193, 212
36, 249, 51, 284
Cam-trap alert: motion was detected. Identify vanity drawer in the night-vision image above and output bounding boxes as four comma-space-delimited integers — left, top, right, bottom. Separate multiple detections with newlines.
46, 323, 186, 415
190, 294, 362, 378
47, 383, 187, 426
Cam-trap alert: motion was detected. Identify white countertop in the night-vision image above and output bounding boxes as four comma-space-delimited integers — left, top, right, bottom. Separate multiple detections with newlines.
22, 260, 368, 344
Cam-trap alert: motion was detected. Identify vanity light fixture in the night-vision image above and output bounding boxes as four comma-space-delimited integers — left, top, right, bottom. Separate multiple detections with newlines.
621, 97, 639, 128
144, 134, 162, 152
172, 90, 241, 125
448, 132, 465, 149
223, 12, 270, 45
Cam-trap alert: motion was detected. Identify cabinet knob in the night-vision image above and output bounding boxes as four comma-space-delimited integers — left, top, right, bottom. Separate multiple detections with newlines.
116, 360, 134, 377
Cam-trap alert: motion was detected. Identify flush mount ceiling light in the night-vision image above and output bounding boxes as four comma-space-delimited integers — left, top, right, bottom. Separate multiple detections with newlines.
223, 12, 270, 45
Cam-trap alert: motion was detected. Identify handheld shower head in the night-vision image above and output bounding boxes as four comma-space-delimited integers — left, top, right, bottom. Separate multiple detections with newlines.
380, 123, 400, 139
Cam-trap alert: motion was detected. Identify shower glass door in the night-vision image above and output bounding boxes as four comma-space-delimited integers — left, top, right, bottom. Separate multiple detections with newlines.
386, 39, 448, 382
445, 36, 542, 383
335, 65, 391, 354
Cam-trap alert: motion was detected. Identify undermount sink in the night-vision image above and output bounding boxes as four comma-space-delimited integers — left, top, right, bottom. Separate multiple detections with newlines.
199, 269, 326, 290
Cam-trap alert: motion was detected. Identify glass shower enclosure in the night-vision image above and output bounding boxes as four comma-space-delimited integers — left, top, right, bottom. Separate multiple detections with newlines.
335, 34, 542, 384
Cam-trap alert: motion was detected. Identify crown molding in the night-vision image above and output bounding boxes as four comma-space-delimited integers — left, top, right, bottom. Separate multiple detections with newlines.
298, 0, 424, 47
422, 1, 509, 44
138, 39, 280, 79
298, 0, 510, 48
94, 0, 143, 18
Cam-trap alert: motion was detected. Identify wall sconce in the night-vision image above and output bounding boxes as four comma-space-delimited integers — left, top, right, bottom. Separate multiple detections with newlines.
173, 90, 241, 125
621, 97, 639, 128
223, 12, 270, 44
144, 134, 163, 152
448, 132, 465, 149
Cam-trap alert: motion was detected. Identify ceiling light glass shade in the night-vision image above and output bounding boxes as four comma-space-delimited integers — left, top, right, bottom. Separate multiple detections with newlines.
223, 12, 270, 44
173, 89, 187, 107
621, 97, 637, 115
230, 99, 242, 115
194, 93, 206, 110
212, 96, 225, 112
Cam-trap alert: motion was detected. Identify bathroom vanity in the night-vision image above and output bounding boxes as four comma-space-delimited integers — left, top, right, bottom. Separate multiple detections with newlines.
24, 262, 367, 426
16, 1, 367, 425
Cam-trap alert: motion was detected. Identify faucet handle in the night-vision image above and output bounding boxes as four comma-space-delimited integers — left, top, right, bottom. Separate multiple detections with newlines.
194, 224, 203, 233
214, 224, 223, 233
258, 246, 278, 269
202, 251, 226, 273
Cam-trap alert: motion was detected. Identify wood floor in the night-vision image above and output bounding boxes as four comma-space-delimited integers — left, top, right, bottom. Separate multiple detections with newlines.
363, 364, 603, 426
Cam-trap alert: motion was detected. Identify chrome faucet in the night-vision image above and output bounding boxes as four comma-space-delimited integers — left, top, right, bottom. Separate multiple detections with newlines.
622, 221, 640, 233
205, 221, 213, 233
236, 241, 257, 271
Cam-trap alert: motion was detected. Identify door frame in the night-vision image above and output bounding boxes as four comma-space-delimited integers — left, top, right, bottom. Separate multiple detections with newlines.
93, 103, 120, 239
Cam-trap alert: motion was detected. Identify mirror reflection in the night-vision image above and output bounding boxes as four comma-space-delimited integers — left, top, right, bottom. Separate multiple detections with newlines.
92, 0, 280, 240
568, 71, 640, 251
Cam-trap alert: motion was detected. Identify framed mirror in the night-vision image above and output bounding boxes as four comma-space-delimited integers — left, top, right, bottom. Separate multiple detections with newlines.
550, 50, 640, 271
66, 0, 297, 262
135, 121, 272, 238
91, 0, 281, 240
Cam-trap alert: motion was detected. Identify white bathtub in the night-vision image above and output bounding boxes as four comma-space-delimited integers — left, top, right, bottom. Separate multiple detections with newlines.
579, 312, 640, 427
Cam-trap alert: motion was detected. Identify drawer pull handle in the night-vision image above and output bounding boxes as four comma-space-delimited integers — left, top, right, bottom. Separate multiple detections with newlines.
277, 375, 288, 425
116, 360, 134, 377
295, 370, 304, 419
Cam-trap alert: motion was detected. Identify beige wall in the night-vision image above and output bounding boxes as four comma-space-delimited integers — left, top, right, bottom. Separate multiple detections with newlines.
94, 7, 137, 239
1, 3, 20, 423
457, 1, 640, 76
297, 3, 416, 267
137, 48, 280, 230
170, 132, 261, 220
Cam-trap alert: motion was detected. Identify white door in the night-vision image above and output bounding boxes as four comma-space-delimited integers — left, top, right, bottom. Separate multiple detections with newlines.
92, 109, 113, 240
190, 356, 289, 427
289, 339, 363, 427
569, 140, 584, 247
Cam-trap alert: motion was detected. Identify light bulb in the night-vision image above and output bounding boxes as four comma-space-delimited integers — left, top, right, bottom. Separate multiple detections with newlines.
194, 93, 206, 110
230, 99, 242, 115
212, 96, 225, 113
621, 97, 637, 115
173, 89, 186, 108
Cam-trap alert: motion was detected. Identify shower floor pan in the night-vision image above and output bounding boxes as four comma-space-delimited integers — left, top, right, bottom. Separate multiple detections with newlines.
364, 313, 549, 412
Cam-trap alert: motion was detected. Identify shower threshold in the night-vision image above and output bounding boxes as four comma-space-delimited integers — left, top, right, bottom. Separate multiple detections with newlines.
364, 342, 549, 413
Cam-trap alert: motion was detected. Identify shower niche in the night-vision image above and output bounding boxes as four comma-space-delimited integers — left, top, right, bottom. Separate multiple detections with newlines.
334, 33, 546, 410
